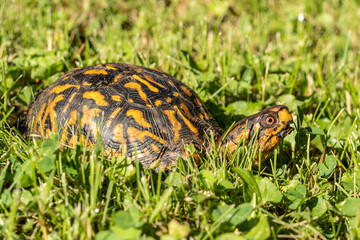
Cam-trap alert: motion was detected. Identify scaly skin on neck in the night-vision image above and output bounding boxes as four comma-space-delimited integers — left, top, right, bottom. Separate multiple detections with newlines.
218, 105, 294, 164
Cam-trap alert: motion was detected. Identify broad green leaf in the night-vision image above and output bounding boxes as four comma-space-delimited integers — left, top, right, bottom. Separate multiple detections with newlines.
110, 226, 142, 239
229, 203, 253, 226
233, 168, 261, 200
113, 211, 133, 229
341, 198, 360, 217
199, 170, 215, 190
258, 177, 283, 204
307, 196, 327, 217
167, 219, 191, 238
246, 214, 270, 240
216, 180, 234, 190
215, 233, 246, 240
305, 127, 325, 136
318, 155, 337, 178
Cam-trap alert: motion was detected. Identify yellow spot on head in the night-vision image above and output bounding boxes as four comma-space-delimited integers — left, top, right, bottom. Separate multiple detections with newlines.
278, 108, 293, 122
83, 91, 109, 106
84, 69, 108, 75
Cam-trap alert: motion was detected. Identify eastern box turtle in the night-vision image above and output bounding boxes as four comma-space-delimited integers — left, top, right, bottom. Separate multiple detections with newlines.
25, 63, 294, 168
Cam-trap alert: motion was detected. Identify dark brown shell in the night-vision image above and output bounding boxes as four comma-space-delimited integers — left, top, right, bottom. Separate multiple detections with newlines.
25, 63, 223, 168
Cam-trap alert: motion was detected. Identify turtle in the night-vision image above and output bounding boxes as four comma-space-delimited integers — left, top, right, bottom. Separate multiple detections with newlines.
25, 63, 294, 169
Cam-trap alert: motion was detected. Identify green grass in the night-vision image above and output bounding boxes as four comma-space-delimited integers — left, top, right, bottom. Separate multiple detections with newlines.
1, 0, 360, 239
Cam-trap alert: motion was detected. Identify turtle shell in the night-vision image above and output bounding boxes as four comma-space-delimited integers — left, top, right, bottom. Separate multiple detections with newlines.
25, 63, 223, 168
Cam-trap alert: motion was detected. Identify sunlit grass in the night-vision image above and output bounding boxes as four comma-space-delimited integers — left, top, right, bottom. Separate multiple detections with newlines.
1, 0, 360, 239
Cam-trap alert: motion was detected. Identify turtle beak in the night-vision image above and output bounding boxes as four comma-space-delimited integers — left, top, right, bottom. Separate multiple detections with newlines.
276, 120, 294, 140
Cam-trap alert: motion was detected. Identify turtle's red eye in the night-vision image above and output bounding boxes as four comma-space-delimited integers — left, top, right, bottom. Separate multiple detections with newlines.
266, 116, 275, 125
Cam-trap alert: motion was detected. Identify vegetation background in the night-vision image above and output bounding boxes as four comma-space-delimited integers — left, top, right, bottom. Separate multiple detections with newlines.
1, 0, 360, 239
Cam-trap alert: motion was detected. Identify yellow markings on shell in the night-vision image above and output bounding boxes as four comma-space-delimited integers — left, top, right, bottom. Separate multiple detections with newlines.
42, 94, 64, 133
113, 123, 126, 145
61, 110, 77, 143
84, 69, 108, 75
124, 82, 148, 102
128, 98, 134, 103
194, 97, 202, 106
106, 64, 118, 70
163, 109, 182, 142
180, 103, 193, 119
62, 92, 77, 114
127, 127, 165, 145
126, 109, 152, 128
136, 68, 143, 73
151, 144, 159, 153
106, 107, 122, 128
68, 132, 78, 147
173, 92, 179, 97
111, 95, 122, 102
63, 76, 69, 80
109, 73, 123, 85
51, 84, 80, 94
203, 112, 209, 119
154, 100, 162, 106
83, 91, 109, 106
45, 128, 51, 137
35, 104, 47, 133
83, 82, 92, 86
80, 105, 102, 137
174, 105, 199, 138
149, 67, 164, 73
144, 74, 166, 89
168, 81, 175, 87
180, 85, 192, 96
143, 148, 150, 156
198, 113, 204, 119
132, 75, 159, 92
68, 110, 78, 125
166, 97, 172, 103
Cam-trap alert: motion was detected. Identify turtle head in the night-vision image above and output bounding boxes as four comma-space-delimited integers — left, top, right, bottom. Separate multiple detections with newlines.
221, 105, 294, 164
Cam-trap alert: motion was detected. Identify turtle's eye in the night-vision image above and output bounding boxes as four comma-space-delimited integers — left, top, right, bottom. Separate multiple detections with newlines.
265, 116, 275, 125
